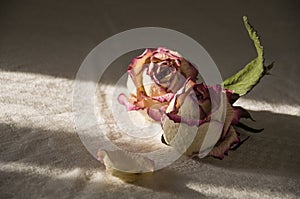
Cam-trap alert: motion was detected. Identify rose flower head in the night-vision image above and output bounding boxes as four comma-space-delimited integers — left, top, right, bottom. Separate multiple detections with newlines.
118, 47, 256, 159
118, 47, 198, 121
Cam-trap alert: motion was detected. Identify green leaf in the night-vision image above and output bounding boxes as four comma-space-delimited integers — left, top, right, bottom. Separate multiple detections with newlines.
222, 16, 273, 96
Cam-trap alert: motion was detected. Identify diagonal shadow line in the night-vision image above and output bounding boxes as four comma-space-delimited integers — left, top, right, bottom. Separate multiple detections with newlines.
1, 110, 299, 178
0, 110, 299, 197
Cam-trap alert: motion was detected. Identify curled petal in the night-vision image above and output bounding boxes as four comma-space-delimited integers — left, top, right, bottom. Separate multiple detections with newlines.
221, 102, 238, 139
209, 126, 240, 159
163, 115, 223, 157
193, 83, 210, 101
234, 106, 255, 121
179, 59, 199, 82
128, 49, 153, 99
147, 105, 168, 121
151, 93, 174, 103
134, 96, 169, 110
162, 92, 203, 154
206, 85, 223, 113
166, 112, 208, 126
117, 94, 140, 111
166, 71, 187, 93
167, 79, 195, 114
152, 47, 182, 64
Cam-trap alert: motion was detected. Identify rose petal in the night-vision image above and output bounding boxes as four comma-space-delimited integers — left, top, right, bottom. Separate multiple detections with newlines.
134, 96, 169, 110
221, 101, 237, 138
117, 94, 140, 111
166, 112, 208, 126
168, 79, 195, 114
179, 59, 199, 82
163, 94, 201, 144
97, 149, 154, 173
147, 105, 167, 121
151, 93, 174, 103
234, 106, 255, 121
209, 126, 240, 159
128, 49, 153, 100
165, 71, 186, 93
163, 114, 223, 157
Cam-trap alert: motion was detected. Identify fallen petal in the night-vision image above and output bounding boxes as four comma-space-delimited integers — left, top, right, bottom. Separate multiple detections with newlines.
97, 149, 155, 174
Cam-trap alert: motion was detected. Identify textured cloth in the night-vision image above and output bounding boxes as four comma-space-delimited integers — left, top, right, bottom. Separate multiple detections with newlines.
0, 0, 299, 198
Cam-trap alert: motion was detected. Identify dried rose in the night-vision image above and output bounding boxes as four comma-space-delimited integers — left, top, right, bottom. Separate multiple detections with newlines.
116, 16, 272, 161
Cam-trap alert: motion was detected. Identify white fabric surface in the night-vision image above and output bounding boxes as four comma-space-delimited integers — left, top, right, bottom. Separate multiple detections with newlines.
0, 0, 299, 198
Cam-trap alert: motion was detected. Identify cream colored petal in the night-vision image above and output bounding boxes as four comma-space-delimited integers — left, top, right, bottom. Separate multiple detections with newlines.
163, 95, 206, 155
163, 116, 223, 157
162, 89, 226, 158
126, 74, 136, 94
97, 149, 154, 174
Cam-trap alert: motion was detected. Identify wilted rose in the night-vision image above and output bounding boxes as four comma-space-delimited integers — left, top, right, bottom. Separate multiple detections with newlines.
118, 47, 262, 160
99, 17, 271, 177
